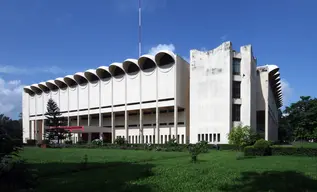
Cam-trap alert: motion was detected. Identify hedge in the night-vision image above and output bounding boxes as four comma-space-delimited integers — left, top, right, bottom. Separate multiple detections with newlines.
244, 145, 317, 157
271, 145, 317, 157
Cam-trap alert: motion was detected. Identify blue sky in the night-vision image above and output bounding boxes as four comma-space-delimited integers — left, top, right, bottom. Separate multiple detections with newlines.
0, 0, 316, 118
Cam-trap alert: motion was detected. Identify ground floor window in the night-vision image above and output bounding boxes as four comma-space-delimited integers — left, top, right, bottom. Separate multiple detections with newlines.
181, 135, 184, 144
217, 133, 220, 142
198, 134, 200, 141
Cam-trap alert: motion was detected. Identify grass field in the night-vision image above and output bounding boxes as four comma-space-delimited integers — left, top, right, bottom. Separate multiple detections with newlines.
20, 147, 317, 192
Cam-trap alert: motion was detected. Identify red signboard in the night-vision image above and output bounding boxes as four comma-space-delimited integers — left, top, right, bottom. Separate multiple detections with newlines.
48, 126, 84, 132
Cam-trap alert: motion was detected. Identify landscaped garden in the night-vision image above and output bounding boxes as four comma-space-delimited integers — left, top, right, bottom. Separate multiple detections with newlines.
19, 146, 317, 192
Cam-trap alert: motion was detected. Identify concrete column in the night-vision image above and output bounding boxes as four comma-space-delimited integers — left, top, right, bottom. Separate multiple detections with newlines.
77, 116, 80, 126
155, 108, 159, 144
88, 133, 92, 143
125, 110, 129, 142
99, 113, 103, 127
174, 106, 178, 142
87, 115, 91, 126
184, 109, 187, 144
111, 112, 115, 143
67, 116, 70, 126
139, 109, 143, 144
42, 120, 45, 141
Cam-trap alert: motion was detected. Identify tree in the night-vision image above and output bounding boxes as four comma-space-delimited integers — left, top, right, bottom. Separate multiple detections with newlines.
44, 99, 68, 144
227, 125, 253, 151
283, 96, 317, 142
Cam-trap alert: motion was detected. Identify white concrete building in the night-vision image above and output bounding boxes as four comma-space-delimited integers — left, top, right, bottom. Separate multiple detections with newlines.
190, 42, 282, 144
22, 42, 282, 144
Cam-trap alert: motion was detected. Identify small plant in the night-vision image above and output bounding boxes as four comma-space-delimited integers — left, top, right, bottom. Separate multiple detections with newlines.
187, 142, 207, 163
236, 152, 245, 160
80, 154, 88, 170
197, 141, 208, 153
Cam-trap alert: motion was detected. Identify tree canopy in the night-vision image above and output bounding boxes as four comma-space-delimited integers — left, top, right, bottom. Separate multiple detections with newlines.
279, 96, 317, 142
44, 98, 68, 144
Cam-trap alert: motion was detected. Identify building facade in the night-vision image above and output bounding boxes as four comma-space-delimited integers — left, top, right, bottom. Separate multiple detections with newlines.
190, 42, 282, 144
22, 42, 282, 144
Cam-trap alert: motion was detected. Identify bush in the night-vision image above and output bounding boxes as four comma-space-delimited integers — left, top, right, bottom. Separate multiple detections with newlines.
166, 138, 178, 147
26, 139, 36, 146
0, 158, 38, 191
271, 145, 317, 156
216, 144, 239, 151
114, 137, 127, 146
253, 139, 272, 156
197, 141, 208, 153
91, 139, 102, 146
64, 140, 73, 145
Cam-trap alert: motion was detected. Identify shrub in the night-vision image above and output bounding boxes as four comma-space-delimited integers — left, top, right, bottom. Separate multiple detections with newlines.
217, 144, 239, 151
91, 139, 102, 146
64, 140, 73, 145
114, 137, 126, 146
227, 125, 253, 151
187, 142, 209, 162
26, 139, 36, 146
253, 139, 272, 156
77, 140, 87, 145
271, 145, 317, 156
166, 138, 178, 147
197, 141, 208, 153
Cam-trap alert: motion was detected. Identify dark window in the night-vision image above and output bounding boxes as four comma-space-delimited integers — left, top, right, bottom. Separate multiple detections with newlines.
146, 135, 148, 143
177, 135, 180, 143
233, 58, 241, 75
209, 134, 212, 142
181, 135, 184, 144
128, 136, 131, 143
205, 134, 208, 141
198, 134, 200, 141
202, 134, 204, 141
165, 135, 167, 143
153, 135, 155, 143
232, 81, 241, 98
217, 133, 220, 142
232, 104, 241, 121
213, 134, 216, 142
161, 135, 163, 144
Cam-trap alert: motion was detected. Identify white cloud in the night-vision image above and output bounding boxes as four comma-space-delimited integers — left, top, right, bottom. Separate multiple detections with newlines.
0, 65, 65, 75
0, 78, 24, 118
280, 78, 293, 106
148, 44, 175, 56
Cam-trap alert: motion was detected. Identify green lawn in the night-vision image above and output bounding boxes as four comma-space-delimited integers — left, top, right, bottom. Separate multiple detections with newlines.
20, 147, 317, 192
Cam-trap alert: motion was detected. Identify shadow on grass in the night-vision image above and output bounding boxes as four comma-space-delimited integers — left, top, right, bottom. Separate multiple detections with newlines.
31, 162, 156, 192
219, 171, 317, 192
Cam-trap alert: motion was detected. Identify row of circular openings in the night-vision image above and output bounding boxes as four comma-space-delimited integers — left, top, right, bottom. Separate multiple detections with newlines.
25, 53, 176, 95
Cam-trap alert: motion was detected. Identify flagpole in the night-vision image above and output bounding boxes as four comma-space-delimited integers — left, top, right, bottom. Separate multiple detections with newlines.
138, 0, 142, 57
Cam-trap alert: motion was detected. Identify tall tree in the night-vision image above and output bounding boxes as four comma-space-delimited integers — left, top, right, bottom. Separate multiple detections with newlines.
44, 98, 68, 143
283, 96, 317, 141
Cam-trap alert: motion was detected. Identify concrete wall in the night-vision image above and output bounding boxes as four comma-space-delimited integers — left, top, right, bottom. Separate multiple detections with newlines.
190, 42, 232, 144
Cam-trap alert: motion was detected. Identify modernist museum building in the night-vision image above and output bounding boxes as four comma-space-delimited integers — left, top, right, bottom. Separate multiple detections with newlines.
22, 42, 282, 144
